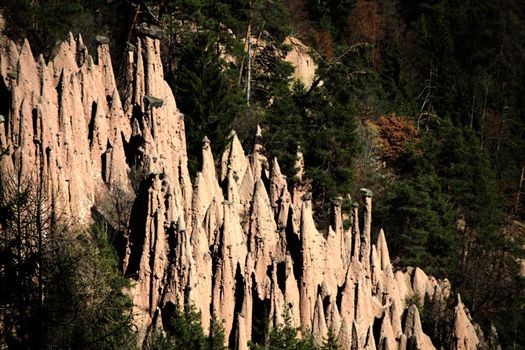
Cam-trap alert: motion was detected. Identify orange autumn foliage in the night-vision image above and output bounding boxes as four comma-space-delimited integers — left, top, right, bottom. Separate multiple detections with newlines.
313, 29, 334, 61
344, 0, 384, 65
284, 0, 334, 61
375, 114, 419, 162
484, 109, 509, 139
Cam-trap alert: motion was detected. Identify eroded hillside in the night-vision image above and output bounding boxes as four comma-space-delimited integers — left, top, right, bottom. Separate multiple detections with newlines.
0, 29, 490, 350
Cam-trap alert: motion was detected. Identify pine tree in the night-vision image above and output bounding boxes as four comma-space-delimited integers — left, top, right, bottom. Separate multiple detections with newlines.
208, 315, 227, 350
0, 165, 135, 349
264, 61, 305, 184
249, 307, 318, 350
167, 299, 207, 350
321, 330, 340, 350
299, 46, 364, 227
170, 30, 244, 176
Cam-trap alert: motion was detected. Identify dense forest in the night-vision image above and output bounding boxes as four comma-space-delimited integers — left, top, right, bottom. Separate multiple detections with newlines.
1, 0, 525, 349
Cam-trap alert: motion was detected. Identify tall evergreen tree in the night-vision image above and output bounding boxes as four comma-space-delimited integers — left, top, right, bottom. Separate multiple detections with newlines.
170, 30, 244, 175
0, 167, 135, 349
300, 46, 364, 226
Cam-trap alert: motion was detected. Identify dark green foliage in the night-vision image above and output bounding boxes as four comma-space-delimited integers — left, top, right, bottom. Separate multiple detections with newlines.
249, 312, 318, 350
375, 119, 506, 277
320, 330, 341, 350
263, 64, 305, 181
159, 298, 226, 350
376, 174, 457, 276
251, 0, 292, 42
44, 225, 135, 349
378, 42, 419, 117
0, 168, 134, 349
208, 315, 227, 350
374, 130, 458, 277
167, 300, 207, 349
353, 5, 525, 347
374, 117, 525, 346
169, 30, 245, 176
304, 0, 356, 39
262, 42, 366, 228
300, 49, 365, 226
161, 0, 294, 176
0, 0, 133, 57
162, 0, 291, 41
143, 329, 173, 350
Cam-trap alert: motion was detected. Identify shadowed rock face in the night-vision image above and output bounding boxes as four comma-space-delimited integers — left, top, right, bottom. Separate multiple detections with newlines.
0, 34, 481, 350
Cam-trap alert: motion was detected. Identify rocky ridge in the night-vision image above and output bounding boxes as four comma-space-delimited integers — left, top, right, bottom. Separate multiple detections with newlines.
0, 33, 481, 349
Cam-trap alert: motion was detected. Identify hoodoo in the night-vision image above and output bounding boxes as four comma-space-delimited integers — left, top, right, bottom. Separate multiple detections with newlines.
0, 33, 482, 350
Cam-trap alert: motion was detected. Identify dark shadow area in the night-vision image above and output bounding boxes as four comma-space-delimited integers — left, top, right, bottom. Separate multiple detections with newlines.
161, 301, 176, 334
31, 108, 38, 139
336, 284, 344, 312
251, 273, 270, 346
372, 315, 382, 347
125, 104, 145, 164
124, 175, 150, 278
101, 140, 112, 183
276, 261, 286, 294
354, 282, 359, 321
322, 295, 330, 317
285, 209, 302, 282
228, 263, 246, 348
0, 78, 10, 129
87, 100, 97, 145
90, 206, 128, 266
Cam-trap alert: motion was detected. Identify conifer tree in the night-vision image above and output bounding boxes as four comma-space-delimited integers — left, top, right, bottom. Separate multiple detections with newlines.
0, 167, 135, 349
170, 30, 244, 175
320, 330, 341, 350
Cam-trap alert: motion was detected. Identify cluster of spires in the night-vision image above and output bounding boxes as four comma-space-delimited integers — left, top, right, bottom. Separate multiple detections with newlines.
0, 31, 481, 350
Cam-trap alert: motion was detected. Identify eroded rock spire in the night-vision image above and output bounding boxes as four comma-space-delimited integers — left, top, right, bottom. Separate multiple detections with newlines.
0, 34, 484, 350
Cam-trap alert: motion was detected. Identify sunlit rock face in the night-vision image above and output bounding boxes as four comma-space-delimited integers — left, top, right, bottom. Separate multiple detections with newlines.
1, 33, 480, 350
